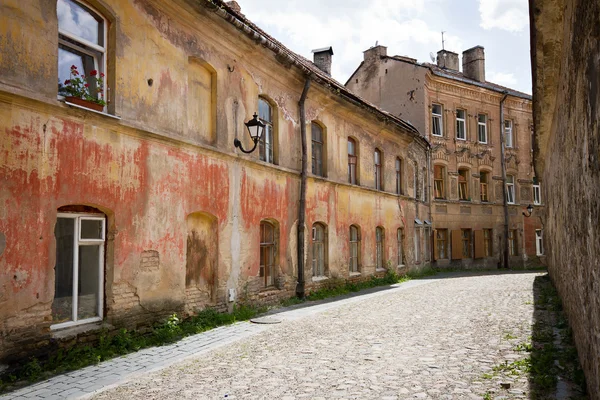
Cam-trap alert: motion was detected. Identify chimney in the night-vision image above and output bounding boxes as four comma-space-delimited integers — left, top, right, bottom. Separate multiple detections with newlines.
363, 45, 387, 64
462, 46, 485, 82
312, 46, 334, 75
436, 50, 459, 71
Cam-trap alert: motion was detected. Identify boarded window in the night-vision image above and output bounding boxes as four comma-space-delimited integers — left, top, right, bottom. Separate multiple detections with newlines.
509, 229, 518, 256
349, 225, 360, 272
311, 123, 325, 177
451, 230, 462, 260
260, 221, 276, 286
187, 58, 216, 143
462, 229, 472, 258
312, 223, 326, 276
484, 229, 493, 256
474, 230, 484, 259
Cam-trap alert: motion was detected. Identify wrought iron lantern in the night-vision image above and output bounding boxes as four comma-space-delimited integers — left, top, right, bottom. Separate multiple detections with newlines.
234, 113, 265, 154
522, 204, 534, 217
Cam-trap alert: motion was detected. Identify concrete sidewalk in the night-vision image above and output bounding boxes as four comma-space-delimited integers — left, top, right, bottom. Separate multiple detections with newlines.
1, 279, 436, 399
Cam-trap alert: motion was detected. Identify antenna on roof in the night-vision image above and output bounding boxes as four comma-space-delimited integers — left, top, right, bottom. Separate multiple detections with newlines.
441, 31, 446, 50
375, 40, 379, 46
429, 52, 436, 63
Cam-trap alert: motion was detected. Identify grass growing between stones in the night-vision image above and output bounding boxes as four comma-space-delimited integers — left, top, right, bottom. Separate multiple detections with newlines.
0, 305, 265, 394
484, 274, 587, 399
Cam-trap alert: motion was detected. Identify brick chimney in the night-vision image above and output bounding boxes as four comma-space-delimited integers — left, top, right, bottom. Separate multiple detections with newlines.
462, 46, 485, 82
436, 50, 459, 71
312, 47, 334, 75
363, 45, 387, 64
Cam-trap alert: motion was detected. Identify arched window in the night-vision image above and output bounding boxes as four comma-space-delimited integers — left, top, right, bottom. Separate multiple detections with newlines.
349, 225, 360, 272
374, 149, 382, 190
53, 206, 106, 328
458, 168, 469, 200
258, 98, 275, 163
376, 227, 385, 269
480, 171, 490, 202
57, 0, 107, 108
348, 138, 358, 184
312, 223, 327, 277
311, 122, 325, 177
260, 221, 277, 287
395, 158, 402, 195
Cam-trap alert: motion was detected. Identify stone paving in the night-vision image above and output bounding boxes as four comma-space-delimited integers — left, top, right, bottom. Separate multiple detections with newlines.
2, 272, 543, 399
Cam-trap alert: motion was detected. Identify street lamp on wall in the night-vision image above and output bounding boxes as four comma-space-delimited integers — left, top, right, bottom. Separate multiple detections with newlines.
522, 204, 534, 217
234, 113, 265, 154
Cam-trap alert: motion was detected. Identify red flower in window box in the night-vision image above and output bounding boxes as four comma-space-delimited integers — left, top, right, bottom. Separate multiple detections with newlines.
59, 67, 107, 111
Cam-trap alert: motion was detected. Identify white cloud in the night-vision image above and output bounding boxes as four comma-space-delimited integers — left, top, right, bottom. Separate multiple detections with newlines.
487, 71, 518, 86
479, 0, 529, 32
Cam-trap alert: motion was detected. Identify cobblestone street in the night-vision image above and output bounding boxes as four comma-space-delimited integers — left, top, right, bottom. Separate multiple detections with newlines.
90, 272, 541, 400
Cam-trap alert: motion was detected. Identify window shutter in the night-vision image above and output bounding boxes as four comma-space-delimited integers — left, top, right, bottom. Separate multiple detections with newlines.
451, 230, 462, 260
433, 230, 438, 261
474, 230, 484, 259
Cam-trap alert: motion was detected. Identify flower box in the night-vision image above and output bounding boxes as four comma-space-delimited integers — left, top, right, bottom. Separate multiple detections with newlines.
65, 96, 104, 112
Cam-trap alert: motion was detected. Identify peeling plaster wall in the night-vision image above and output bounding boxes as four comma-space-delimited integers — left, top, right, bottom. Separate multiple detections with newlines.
531, 0, 600, 395
0, 0, 430, 361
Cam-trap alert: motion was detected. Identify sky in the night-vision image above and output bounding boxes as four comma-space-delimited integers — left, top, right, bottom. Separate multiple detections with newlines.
235, 0, 532, 94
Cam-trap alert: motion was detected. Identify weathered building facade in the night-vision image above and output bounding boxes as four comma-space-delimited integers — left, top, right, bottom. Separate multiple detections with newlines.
530, 0, 600, 396
0, 0, 431, 362
347, 45, 544, 269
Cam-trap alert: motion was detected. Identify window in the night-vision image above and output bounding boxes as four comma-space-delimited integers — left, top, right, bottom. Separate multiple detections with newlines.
348, 138, 358, 184
434, 165, 445, 199
397, 228, 404, 265
483, 229, 492, 257
456, 109, 466, 140
57, 0, 107, 106
505, 120, 513, 148
461, 229, 472, 258
480, 171, 489, 202
311, 123, 325, 177
478, 114, 487, 143
431, 104, 443, 136
260, 221, 276, 287
414, 163, 419, 200
374, 149, 383, 190
423, 167, 428, 201
395, 158, 402, 195
414, 227, 421, 263
435, 229, 448, 259
312, 223, 326, 277
376, 227, 384, 269
535, 230, 544, 256
458, 169, 469, 200
506, 175, 515, 204
259, 98, 274, 163
533, 184, 541, 205
349, 225, 360, 272
424, 227, 431, 262
52, 212, 105, 329
509, 229, 518, 256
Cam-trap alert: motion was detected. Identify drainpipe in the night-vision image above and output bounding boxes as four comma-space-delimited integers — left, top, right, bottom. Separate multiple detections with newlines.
296, 77, 311, 299
499, 92, 509, 269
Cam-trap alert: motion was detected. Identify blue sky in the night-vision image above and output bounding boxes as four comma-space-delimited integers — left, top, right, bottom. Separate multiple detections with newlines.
235, 0, 532, 94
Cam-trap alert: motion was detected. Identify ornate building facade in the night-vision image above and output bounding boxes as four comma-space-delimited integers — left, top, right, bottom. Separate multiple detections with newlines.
347, 45, 544, 269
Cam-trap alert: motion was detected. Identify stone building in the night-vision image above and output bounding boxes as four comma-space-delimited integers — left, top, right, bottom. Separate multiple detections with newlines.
531, 0, 600, 396
346, 45, 544, 269
0, 0, 430, 362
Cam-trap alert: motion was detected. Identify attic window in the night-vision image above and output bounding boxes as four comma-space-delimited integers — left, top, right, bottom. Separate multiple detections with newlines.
355, 79, 358, 83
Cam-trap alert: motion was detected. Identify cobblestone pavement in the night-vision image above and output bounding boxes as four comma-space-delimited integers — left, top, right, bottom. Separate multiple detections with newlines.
88, 271, 542, 400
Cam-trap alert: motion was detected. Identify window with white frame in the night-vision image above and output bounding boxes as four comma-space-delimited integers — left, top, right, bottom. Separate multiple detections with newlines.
259, 98, 275, 163
506, 175, 515, 204
533, 183, 541, 205
57, 0, 107, 104
431, 104, 443, 137
535, 230, 544, 256
456, 109, 466, 140
505, 120, 514, 148
52, 213, 105, 329
478, 114, 487, 143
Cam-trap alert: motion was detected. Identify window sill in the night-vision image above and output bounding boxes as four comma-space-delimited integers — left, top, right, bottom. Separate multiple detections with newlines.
64, 100, 121, 120
375, 268, 387, 272
312, 276, 329, 282
349, 272, 361, 277
51, 319, 111, 340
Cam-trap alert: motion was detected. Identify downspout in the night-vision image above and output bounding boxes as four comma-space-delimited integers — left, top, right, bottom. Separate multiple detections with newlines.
499, 92, 509, 269
296, 77, 312, 299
